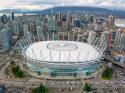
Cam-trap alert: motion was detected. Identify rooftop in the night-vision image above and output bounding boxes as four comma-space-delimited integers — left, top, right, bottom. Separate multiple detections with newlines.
22, 41, 101, 65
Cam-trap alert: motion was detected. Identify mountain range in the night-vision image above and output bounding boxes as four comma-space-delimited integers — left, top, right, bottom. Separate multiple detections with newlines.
0, 6, 125, 18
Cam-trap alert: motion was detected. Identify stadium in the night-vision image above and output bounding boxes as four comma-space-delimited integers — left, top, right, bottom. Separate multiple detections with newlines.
17, 32, 106, 77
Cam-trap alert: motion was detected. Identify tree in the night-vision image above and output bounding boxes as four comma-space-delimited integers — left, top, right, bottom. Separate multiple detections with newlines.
83, 82, 91, 92
74, 72, 77, 77
32, 84, 48, 93
10, 61, 15, 65
102, 67, 113, 80
11, 65, 25, 78
37, 71, 41, 75
86, 72, 91, 76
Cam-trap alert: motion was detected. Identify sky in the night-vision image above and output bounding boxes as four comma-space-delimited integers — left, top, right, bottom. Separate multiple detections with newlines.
0, 0, 125, 10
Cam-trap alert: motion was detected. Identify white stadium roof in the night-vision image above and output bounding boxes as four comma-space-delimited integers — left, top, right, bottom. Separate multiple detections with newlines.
22, 41, 101, 65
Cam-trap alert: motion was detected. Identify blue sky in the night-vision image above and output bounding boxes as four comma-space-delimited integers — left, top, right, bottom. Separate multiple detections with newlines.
0, 0, 125, 10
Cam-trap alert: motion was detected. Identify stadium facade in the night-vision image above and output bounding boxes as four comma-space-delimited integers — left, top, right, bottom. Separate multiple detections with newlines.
17, 32, 106, 77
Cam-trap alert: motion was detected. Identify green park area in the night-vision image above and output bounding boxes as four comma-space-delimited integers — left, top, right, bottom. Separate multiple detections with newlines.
6, 61, 25, 78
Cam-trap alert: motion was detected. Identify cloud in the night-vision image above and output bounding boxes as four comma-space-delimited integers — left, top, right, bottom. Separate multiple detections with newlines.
0, 0, 125, 10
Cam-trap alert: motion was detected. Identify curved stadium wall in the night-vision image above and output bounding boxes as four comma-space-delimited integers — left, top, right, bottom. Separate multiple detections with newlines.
17, 33, 106, 77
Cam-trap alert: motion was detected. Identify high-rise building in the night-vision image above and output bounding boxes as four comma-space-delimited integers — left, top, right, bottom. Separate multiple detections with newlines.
29, 22, 36, 34
114, 31, 125, 50
114, 30, 120, 46
23, 24, 29, 37
94, 21, 104, 32
74, 19, 81, 28
26, 31, 33, 41
107, 15, 115, 29
48, 16, 56, 29
0, 29, 11, 50
11, 21, 20, 35
11, 12, 14, 20
0, 22, 4, 30
100, 31, 111, 49
89, 14, 95, 23
35, 17, 41, 26
43, 19, 48, 40
55, 12, 62, 22
88, 31, 97, 44
36, 26, 44, 40
2, 15, 7, 24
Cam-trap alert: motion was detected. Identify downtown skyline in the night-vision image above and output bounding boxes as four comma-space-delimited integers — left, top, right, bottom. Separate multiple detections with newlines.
0, 0, 125, 10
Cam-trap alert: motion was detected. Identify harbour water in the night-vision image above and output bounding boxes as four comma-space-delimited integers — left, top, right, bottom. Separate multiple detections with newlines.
0, 13, 37, 16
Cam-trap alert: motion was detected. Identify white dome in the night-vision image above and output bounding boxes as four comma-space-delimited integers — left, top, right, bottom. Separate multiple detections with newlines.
22, 41, 101, 66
